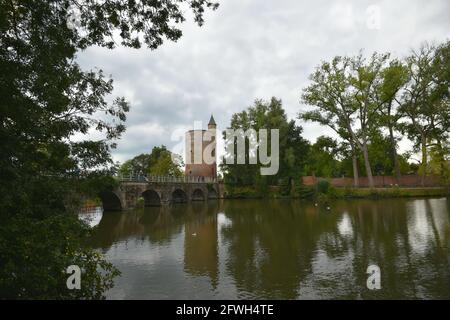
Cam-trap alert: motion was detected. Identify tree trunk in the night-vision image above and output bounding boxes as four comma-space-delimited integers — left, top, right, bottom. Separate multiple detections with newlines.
435, 139, 447, 182
361, 141, 374, 188
388, 125, 401, 182
420, 134, 427, 187
351, 142, 359, 187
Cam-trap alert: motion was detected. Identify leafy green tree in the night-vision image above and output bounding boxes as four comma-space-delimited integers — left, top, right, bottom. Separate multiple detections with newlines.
429, 41, 450, 182
300, 56, 359, 186
302, 53, 416, 187
147, 145, 183, 175
118, 153, 152, 176
399, 42, 450, 185
300, 57, 361, 185
149, 148, 184, 177
347, 53, 391, 187
305, 136, 342, 178
221, 97, 309, 190
302, 42, 449, 187
118, 145, 183, 177
372, 59, 409, 180
362, 130, 413, 176
0, 0, 218, 299
429, 142, 450, 183
337, 131, 413, 179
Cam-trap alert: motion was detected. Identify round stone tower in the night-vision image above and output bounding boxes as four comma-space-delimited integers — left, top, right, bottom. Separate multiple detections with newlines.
185, 115, 217, 179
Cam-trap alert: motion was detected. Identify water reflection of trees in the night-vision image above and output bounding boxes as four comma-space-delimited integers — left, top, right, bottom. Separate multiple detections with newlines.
220, 200, 342, 299
89, 201, 221, 252
183, 204, 219, 288
220, 198, 450, 299
89, 197, 449, 299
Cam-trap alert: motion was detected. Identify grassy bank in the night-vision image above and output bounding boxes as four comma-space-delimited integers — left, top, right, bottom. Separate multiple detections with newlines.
331, 186, 450, 199
223, 184, 450, 200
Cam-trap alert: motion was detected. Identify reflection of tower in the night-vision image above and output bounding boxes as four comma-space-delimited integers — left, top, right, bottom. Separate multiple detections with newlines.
184, 212, 219, 288
185, 115, 217, 178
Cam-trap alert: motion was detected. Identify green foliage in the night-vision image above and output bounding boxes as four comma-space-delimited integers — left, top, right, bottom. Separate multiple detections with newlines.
118, 145, 183, 177
297, 185, 315, 199
255, 175, 269, 196
136, 197, 145, 208
355, 130, 412, 176
429, 142, 450, 183
0, 213, 120, 299
278, 177, 291, 196
305, 136, 342, 177
316, 192, 330, 204
317, 180, 330, 194
311, 180, 337, 200
118, 154, 151, 176
398, 42, 450, 183
224, 185, 261, 199
300, 41, 450, 185
149, 149, 183, 177
221, 97, 309, 188
333, 187, 449, 198
83, 198, 102, 207
301, 53, 395, 187
0, 0, 217, 299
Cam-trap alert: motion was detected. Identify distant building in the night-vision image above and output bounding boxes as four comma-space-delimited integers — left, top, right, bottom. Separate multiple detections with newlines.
185, 115, 217, 179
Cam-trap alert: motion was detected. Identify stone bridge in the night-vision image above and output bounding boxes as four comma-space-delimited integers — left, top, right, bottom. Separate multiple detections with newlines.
99, 176, 221, 211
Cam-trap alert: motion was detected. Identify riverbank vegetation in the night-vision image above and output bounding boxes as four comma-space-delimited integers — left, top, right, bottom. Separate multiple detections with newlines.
0, 0, 218, 299
224, 183, 449, 200
222, 40, 449, 198
1, 0, 448, 300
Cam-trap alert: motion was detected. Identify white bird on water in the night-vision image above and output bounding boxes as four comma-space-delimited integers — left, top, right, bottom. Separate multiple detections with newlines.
192, 233, 197, 236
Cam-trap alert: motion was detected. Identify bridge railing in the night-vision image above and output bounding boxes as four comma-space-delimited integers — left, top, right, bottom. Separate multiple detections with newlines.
117, 174, 217, 184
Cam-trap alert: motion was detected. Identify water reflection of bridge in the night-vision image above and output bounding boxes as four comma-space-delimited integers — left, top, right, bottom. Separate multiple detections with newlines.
90, 201, 222, 287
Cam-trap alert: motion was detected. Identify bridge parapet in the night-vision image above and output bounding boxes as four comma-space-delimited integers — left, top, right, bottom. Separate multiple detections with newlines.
117, 174, 217, 184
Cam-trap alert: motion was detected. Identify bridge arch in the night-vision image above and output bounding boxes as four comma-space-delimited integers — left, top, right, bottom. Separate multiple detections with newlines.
172, 188, 187, 204
99, 191, 122, 211
208, 188, 218, 199
192, 188, 205, 201
142, 189, 161, 207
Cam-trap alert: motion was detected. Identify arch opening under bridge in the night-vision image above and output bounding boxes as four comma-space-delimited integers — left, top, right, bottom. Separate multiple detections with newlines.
172, 189, 187, 204
142, 189, 161, 207
208, 188, 218, 199
99, 191, 122, 211
192, 188, 205, 201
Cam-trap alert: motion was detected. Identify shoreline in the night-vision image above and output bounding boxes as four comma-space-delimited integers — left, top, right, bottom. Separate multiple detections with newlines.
223, 186, 450, 200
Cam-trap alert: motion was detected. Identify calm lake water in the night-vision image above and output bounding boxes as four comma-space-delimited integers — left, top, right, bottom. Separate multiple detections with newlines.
84, 197, 450, 299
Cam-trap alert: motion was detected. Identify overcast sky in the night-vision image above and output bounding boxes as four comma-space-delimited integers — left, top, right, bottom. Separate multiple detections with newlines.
77, 0, 450, 164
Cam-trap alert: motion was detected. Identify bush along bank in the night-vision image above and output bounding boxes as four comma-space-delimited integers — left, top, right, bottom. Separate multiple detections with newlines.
223, 179, 450, 200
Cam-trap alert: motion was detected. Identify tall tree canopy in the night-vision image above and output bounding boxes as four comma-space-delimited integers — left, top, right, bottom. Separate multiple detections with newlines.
372, 59, 409, 180
0, 0, 218, 298
399, 42, 450, 185
301, 53, 392, 188
118, 145, 183, 177
301, 42, 449, 186
305, 136, 342, 178
300, 56, 360, 185
221, 97, 309, 192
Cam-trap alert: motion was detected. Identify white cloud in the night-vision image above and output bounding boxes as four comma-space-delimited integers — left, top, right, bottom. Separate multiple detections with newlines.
76, 0, 450, 163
